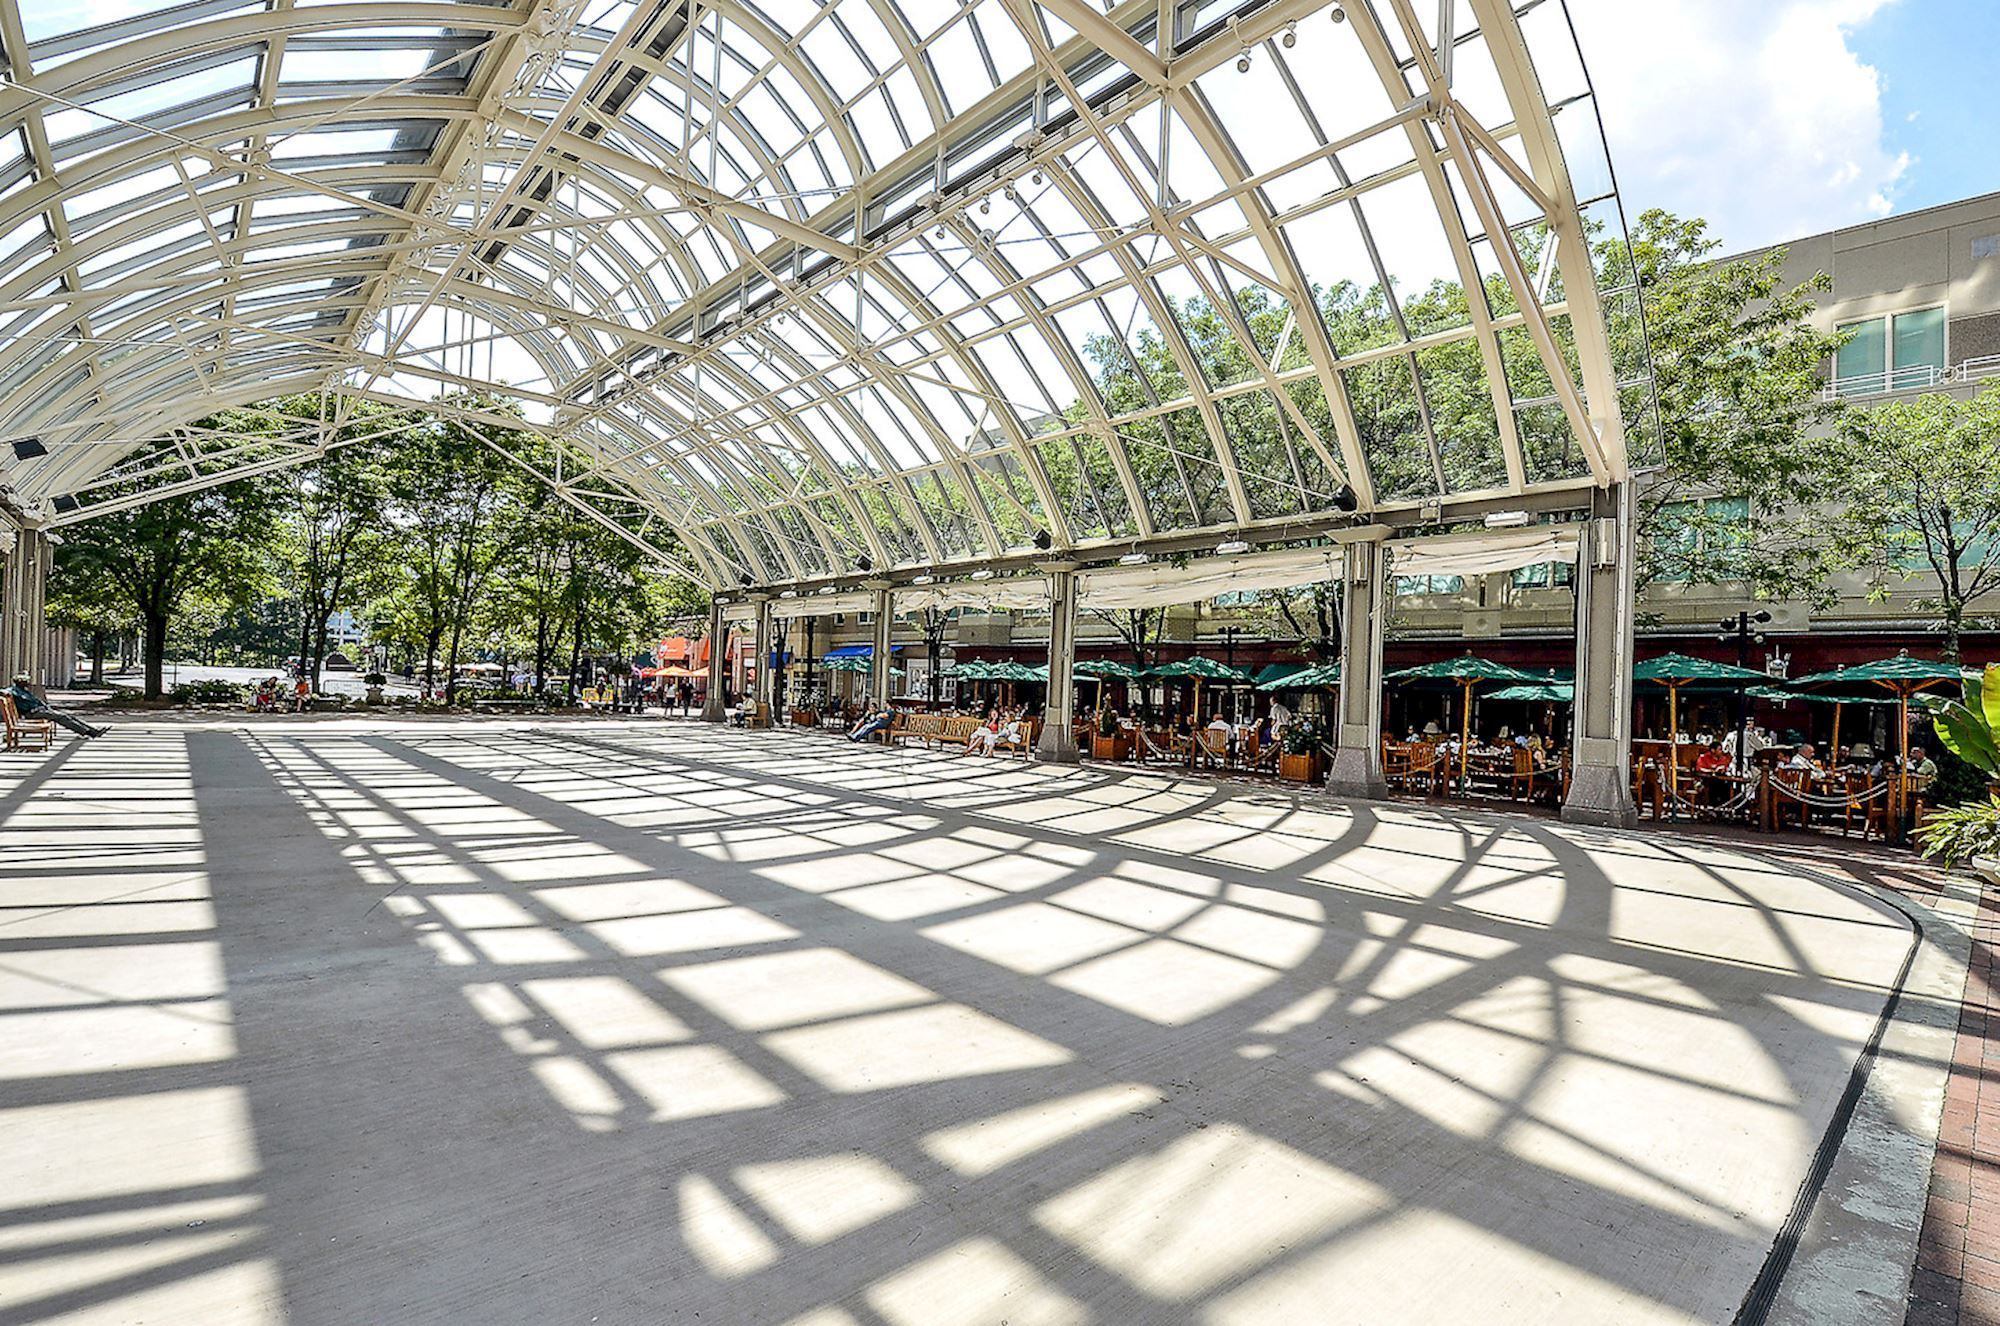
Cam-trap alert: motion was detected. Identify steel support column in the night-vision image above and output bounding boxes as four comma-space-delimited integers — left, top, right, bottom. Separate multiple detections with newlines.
1036, 562, 1080, 764
700, 597, 728, 722
750, 595, 772, 727
1, 526, 50, 685
866, 583, 894, 709
0, 528, 13, 680
1562, 482, 1638, 827
1326, 538, 1389, 800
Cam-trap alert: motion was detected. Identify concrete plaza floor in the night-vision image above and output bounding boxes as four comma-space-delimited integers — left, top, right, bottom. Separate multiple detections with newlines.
0, 718, 1968, 1324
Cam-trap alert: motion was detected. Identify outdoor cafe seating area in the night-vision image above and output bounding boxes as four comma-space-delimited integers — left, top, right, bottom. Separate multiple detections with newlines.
743, 630, 1967, 844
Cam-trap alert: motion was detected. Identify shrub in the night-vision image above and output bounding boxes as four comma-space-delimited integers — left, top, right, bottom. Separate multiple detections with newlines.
171, 679, 247, 706
1281, 716, 1325, 756
362, 672, 387, 686
1916, 794, 2000, 869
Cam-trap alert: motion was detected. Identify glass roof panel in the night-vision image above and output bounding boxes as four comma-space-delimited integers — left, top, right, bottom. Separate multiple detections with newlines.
0, 0, 1640, 584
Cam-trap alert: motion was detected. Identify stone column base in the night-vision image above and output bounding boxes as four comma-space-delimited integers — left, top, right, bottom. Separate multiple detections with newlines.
1325, 747, 1389, 801
700, 697, 727, 723
1561, 764, 1637, 828
1036, 724, 1080, 764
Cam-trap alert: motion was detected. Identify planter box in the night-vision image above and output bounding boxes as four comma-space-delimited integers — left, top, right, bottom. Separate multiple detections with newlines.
1091, 733, 1131, 762
790, 707, 819, 728
1278, 752, 1319, 783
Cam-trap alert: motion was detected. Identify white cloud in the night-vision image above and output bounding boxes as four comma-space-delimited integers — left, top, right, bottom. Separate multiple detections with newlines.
1565, 0, 1910, 253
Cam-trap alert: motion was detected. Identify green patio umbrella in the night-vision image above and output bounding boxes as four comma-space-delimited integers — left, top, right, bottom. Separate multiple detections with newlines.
1075, 658, 1144, 712
822, 655, 904, 677
1487, 681, 1573, 703
1150, 656, 1252, 726
1386, 655, 1537, 786
1258, 661, 1341, 691
1633, 653, 1771, 802
1253, 662, 1308, 687
1747, 682, 1895, 760
1787, 652, 1966, 827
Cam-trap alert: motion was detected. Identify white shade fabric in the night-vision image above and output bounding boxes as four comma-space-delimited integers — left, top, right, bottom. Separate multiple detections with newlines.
771, 592, 874, 618
1386, 526, 1581, 579
1077, 546, 1343, 610
895, 581, 1050, 613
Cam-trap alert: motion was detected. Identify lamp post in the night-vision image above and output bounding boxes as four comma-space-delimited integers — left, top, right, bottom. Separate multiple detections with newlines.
1719, 610, 1772, 771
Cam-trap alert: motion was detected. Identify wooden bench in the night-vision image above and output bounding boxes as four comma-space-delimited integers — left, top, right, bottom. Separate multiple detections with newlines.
1, 695, 55, 751
888, 712, 984, 748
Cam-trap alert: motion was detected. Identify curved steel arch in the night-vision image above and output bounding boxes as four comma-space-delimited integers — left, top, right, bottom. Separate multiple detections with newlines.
0, 0, 1641, 588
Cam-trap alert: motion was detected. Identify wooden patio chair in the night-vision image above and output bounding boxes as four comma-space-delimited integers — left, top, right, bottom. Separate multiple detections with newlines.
1, 695, 55, 752
1768, 767, 1814, 831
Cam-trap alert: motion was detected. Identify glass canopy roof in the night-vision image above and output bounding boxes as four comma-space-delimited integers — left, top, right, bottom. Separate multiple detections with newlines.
0, 0, 1645, 588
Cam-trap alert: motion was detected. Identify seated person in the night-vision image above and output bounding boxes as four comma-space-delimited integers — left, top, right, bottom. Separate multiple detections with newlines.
1785, 742, 1822, 773
847, 705, 894, 742
5, 673, 108, 739
967, 708, 1026, 757
1694, 746, 1731, 776
1906, 743, 1939, 788
961, 708, 999, 754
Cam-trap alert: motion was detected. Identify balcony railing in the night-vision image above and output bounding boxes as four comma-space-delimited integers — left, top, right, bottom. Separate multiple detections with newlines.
1824, 354, 2000, 400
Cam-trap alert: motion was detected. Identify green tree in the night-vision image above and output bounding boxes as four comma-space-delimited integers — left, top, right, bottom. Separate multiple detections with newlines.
1616, 210, 1850, 600
1825, 383, 2000, 660
276, 400, 400, 687
49, 473, 280, 698
45, 559, 130, 684
377, 408, 515, 698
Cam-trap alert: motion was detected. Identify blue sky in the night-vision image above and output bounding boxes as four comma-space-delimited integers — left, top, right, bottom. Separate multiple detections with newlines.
1568, 0, 1996, 255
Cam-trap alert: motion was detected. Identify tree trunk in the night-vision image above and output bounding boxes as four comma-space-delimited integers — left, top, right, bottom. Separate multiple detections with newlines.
1943, 601, 1964, 664
534, 607, 549, 693
143, 611, 169, 700
89, 631, 105, 684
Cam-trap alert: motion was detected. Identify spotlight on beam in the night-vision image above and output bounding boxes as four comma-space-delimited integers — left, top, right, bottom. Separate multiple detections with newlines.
738, 570, 755, 587
1032, 528, 1053, 550
1332, 484, 1358, 513
49, 494, 78, 514
854, 554, 873, 572
11, 438, 47, 460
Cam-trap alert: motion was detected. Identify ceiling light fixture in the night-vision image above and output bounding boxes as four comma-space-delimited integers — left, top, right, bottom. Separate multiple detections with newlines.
779, 589, 799, 598
1332, 483, 1359, 513
1216, 539, 1249, 555
911, 573, 935, 585
970, 568, 995, 580
1483, 510, 1530, 528
1236, 50, 1252, 73
1119, 552, 1150, 566
1032, 528, 1053, 550
1282, 22, 1297, 47
854, 554, 873, 572
1330, 5, 1346, 22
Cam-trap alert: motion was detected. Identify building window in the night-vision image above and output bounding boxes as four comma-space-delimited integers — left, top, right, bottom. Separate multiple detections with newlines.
1652, 496, 1750, 580
1833, 306, 1946, 395
1393, 574, 1465, 596
1508, 561, 1575, 590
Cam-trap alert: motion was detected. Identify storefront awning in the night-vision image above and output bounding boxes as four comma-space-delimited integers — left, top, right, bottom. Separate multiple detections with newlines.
823, 644, 902, 660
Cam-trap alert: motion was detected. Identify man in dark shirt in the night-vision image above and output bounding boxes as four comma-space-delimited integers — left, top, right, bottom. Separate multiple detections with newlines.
5, 673, 108, 739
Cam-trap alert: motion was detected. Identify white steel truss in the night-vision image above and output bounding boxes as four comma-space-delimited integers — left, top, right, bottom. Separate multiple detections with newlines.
0, 0, 1647, 589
